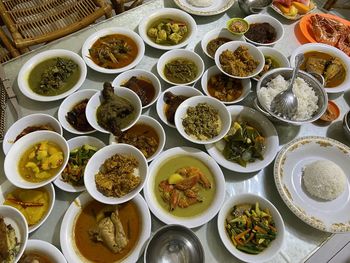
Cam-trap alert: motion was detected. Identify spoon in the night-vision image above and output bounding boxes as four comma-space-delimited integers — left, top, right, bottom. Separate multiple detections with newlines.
270, 53, 305, 119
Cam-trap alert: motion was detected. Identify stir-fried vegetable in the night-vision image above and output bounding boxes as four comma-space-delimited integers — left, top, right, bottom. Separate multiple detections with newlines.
225, 202, 277, 254
222, 121, 265, 167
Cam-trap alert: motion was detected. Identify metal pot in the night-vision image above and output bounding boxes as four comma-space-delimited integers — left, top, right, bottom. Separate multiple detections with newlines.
238, 0, 273, 15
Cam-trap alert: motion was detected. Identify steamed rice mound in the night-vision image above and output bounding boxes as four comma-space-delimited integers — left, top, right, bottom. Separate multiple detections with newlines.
187, 0, 213, 7
303, 160, 347, 201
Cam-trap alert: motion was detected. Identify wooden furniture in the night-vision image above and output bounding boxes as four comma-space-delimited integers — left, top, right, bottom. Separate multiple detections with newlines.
0, 0, 113, 49
323, 0, 350, 10
0, 27, 19, 63
111, 0, 143, 15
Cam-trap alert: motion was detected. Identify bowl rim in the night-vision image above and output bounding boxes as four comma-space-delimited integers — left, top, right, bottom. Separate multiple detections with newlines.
138, 7, 197, 50
81, 27, 145, 74
226, 17, 250, 35
17, 49, 87, 102
24, 239, 67, 262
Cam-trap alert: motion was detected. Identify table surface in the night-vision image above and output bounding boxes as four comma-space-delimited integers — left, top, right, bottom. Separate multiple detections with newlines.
2, 0, 348, 262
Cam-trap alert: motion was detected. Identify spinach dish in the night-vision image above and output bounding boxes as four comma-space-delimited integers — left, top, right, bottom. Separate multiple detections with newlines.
164, 58, 198, 84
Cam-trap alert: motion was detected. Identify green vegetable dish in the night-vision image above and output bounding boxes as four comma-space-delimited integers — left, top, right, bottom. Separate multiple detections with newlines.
164, 58, 198, 84
225, 202, 277, 254
61, 144, 98, 186
147, 19, 188, 45
220, 121, 265, 167
28, 57, 80, 96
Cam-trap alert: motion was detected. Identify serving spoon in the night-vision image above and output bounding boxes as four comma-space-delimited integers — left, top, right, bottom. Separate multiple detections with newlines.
270, 53, 305, 119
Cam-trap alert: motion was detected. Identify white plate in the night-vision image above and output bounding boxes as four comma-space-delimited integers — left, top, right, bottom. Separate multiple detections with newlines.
206, 105, 279, 173
173, 0, 236, 16
274, 136, 350, 233
60, 192, 151, 263
0, 181, 55, 233
23, 239, 67, 262
82, 27, 145, 74
54, 136, 106, 193
290, 43, 350, 94
144, 147, 226, 228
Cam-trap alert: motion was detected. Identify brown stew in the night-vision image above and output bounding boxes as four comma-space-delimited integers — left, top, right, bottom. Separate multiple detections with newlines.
123, 77, 156, 107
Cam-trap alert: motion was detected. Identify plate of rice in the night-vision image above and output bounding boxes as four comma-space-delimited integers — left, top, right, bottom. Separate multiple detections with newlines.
173, 0, 235, 16
274, 136, 350, 233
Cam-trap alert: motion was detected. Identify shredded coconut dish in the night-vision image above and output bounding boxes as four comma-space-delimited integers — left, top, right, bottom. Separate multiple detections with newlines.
303, 160, 347, 201
258, 75, 319, 120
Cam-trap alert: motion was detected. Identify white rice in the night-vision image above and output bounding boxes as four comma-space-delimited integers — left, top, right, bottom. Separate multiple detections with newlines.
258, 75, 319, 120
187, 0, 213, 7
303, 160, 347, 201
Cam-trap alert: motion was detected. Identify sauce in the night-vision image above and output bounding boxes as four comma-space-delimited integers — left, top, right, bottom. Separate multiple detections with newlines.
319, 101, 339, 122
206, 37, 231, 57
245, 23, 277, 44
123, 77, 156, 107
74, 200, 140, 263
19, 251, 53, 263
207, 72, 243, 102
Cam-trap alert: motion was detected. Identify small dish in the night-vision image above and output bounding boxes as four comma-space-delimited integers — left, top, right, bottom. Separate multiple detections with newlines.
144, 224, 204, 263
318, 101, 340, 123
82, 27, 145, 74
0, 205, 28, 262
156, 85, 203, 128
174, 96, 231, 145
243, 14, 284, 46
206, 105, 279, 173
4, 130, 69, 189
217, 193, 285, 262
86, 86, 142, 134
226, 18, 249, 35
3, 113, 62, 155
112, 69, 161, 109
215, 41, 265, 79
17, 49, 87, 102
109, 115, 165, 162
60, 192, 151, 263
84, 144, 148, 205
58, 89, 97, 135
144, 147, 225, 228
201, 65, 251, 105
157, 49, 204, 86
20, 239, 67, 262
201, 28, 246, 60
138, 8, 197, 50
0, 181, 55, 233
54, 136, 106, 193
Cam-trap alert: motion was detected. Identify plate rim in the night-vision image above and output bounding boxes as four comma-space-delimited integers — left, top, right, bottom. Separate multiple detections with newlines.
173, 0, 236, 16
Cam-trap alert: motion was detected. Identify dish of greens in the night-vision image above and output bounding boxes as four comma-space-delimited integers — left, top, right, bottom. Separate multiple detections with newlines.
220, 121, 265, 167
225, 202, 277, 254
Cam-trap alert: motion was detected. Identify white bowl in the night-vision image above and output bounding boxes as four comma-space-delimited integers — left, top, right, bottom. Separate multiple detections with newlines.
157, 49, 205, 86
17, 49, 87, 101
215, 41, 265, 79
201, 65, 251, 104
290, 43, 350, 94
60, 192, 151, 263
156, 85, 203, 128
3, 113, 63, 155
174, 96, 231, 144
0, 181, 55, 233
86, 86, 142, 134
144, 147, 226, 228
4, 131, 69, 189
82, 27, 145, 74
84, 144, 148, 204
109, 115, 165, 162
112, 69, 161, 109
58, 89, 98, 135
54, 136, 106, 192
0, 205, 28, 262
217, 194, 285, 263
243, 14, 284, 46
22, 239, 67, 262
201, 28, 246, 59
253, 46, 290, 81
138, 8, 197, 50
206, 105, 279, 173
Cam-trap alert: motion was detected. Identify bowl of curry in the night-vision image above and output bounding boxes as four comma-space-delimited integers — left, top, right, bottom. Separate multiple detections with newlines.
82, 27, 145, 74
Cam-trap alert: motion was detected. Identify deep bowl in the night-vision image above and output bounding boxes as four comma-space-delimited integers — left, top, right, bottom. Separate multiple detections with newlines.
256, 68, 328, 125
21, 239, 67, 262
144, 224, 204, 263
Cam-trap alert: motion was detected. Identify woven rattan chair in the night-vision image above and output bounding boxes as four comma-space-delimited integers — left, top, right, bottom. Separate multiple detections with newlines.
111, 0, 143, 15
0, 0, 113, 49
0, 26, 20, 63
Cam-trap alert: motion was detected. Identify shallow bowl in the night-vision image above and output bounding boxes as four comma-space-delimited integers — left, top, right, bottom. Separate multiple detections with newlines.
4, 131, 69, 189
17, 49, 86, 101
3, 113, 62, 155
84, 144, 148, 204
21, 239, 67, 262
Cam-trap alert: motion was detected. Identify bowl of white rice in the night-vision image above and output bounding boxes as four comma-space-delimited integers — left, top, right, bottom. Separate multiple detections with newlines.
256, 68, 328, 125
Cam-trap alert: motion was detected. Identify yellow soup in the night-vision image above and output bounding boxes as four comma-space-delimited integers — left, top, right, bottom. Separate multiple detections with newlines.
18, 141, 64, 182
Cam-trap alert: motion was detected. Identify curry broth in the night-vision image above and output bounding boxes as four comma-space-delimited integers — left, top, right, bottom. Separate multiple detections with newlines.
74, 200, 140, 263
154, 155, 216, 217
122, 123, 159, 143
